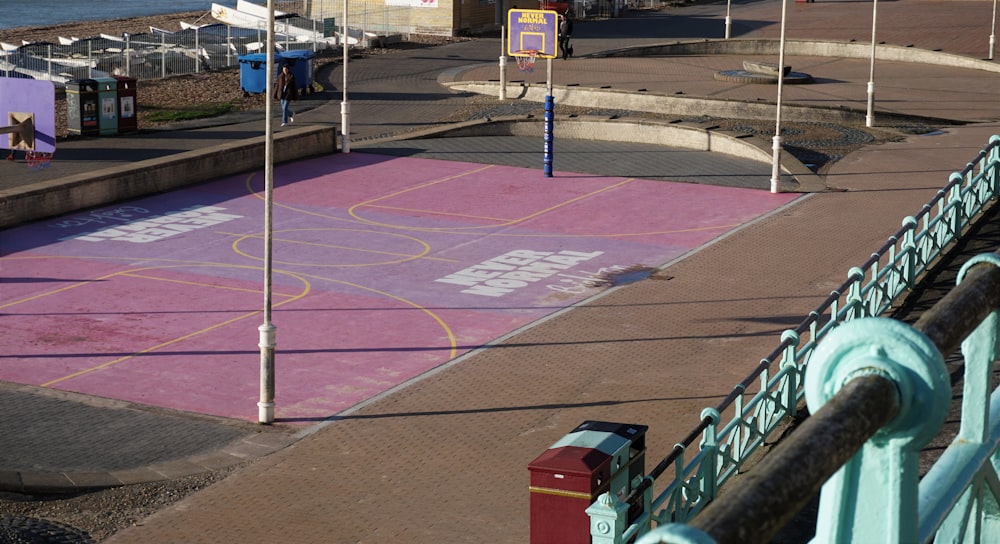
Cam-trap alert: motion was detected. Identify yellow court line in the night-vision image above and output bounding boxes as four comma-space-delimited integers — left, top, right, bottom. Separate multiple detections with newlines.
229, 228, 435, 268
120, 272, 300, 298
505, 178, 638, 225
0, 257, 273, 310
239, 164, 719, 241
41, 266, 459, 387
217, 231, 458, 263
41, 268, 312, 387
347, 165, 509, 227
348, 177, 639, 232
351, 163, 497, 208
290, 270, 459, 360
243, 166, 496, 228
243, 172, 362, 224
1, 276, 105, 310
359, 203, 517, 222
465, 222, 743, 238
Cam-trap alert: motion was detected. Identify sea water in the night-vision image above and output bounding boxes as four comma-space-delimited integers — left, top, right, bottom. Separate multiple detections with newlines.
0, 0, 239, 31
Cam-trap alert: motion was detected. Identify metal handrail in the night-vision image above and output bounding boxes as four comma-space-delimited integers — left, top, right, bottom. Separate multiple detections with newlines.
592, 135, 1000, 543
653, 254, 1000, 543
644, 253, 1000, 544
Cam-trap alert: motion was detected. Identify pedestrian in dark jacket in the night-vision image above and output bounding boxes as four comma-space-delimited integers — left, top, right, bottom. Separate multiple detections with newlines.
559, 14, 573, 60
274, 64, 298, 126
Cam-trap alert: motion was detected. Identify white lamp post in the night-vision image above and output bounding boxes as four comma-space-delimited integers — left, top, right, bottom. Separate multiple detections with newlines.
990, 0, 997, 60
866, 0, 878, 128
258, 0, 277, 424
770, 0, 789, 194
725, 0, 732, 39
341, 0, 351, 153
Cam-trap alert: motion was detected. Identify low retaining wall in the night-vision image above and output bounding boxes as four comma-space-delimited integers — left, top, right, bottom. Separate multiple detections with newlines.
0, 126, 337, 229
357, 115, 825, 192
595, 39, 1000, 74
443, 37, 981, 127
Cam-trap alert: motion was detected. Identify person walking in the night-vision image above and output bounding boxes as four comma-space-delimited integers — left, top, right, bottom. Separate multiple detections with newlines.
558, 14, 573, 60
274, 63, 299, 127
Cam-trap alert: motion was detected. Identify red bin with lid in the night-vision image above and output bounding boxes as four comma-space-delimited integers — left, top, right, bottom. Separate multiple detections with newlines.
528, 421, 647, 544
113, 76, 138, 133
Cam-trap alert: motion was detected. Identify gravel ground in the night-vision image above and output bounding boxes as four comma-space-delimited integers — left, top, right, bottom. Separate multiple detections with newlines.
0, 466, 243, 543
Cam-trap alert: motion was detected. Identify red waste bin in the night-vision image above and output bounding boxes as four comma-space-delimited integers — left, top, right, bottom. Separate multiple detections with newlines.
113, 76, 137, 133
528, 421, 647, 544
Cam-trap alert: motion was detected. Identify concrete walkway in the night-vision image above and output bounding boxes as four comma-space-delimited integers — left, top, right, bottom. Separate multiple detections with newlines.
1, 0, 999, 542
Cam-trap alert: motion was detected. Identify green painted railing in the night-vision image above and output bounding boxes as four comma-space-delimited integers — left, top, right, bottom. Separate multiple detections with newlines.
634, 252, 1000, 543
587, 135, 1000, 544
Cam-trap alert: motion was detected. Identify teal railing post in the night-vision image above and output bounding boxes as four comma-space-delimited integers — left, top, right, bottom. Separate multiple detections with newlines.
845, 267, 865, 320
989, 136, 1000, 195
804, 318, 951, 543
588, 492, 629, 544
780, 330, 800, 417
634, 524, 715, 544
920, 254, 1000, 541
900, 216, 918, 289
698, 407, 720, 501
641, 474, 654, 534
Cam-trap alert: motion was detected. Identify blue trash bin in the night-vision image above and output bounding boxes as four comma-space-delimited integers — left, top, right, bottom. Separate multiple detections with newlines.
238, 53, 269, 95
239, 51, 316, 95
278, 50, 315, 94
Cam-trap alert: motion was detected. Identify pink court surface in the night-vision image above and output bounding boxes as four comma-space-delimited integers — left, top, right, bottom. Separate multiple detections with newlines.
0, 153, 798, 422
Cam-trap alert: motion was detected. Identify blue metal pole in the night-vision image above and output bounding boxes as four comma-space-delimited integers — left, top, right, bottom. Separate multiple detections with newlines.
543, 94, 553, 177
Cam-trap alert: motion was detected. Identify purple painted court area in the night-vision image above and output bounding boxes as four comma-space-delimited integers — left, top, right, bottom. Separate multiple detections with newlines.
0, 153, 798, 422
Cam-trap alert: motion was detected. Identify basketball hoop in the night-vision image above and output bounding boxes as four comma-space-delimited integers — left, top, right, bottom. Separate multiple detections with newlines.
25, 150, 53, 170
514, 50, 538, 73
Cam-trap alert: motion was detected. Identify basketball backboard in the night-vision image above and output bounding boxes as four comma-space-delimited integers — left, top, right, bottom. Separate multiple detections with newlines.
507, 9, 558, 58
0, 77, 56, 154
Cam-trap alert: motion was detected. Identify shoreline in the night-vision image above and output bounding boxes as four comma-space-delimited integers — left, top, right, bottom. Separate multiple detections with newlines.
0, 1, 305, 45
0, 11, 209, 44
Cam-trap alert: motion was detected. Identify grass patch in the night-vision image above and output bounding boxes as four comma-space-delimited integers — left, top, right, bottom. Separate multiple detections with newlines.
144, 101, 242, 123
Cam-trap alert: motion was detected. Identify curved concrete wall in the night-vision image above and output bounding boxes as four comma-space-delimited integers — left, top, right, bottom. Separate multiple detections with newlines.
359, 115, 824, 192
449, 80, 870, 125
446, 37, 988, 128
595, 39, 1000, 74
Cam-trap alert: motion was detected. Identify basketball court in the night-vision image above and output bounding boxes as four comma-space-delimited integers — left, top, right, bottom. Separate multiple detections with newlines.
0, 148, 799, 423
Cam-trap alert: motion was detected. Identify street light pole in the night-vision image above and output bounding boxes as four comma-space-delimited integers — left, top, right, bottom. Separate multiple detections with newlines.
990, 0, 997, 60
258, 0, 277, 424
725, 0, 732, 39
341, 0, 351, 153
770, 0, 788, 194
865, 0, 878, 128
499, 25, 507, 100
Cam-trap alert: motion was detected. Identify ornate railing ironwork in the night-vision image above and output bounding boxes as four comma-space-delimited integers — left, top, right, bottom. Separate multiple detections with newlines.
588, 136, 1000, 543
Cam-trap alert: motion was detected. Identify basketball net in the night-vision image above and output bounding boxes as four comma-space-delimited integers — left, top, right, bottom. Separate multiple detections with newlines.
514, 50, 538, 73
25, 150, 53, 170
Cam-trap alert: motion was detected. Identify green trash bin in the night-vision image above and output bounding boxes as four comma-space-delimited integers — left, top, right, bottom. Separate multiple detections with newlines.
94, 76, 118, 135
66, 78, 99, 136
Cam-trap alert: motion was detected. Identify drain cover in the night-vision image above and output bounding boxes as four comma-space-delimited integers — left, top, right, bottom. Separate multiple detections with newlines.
714, 70, 814, 84
0, 517, 95, 544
